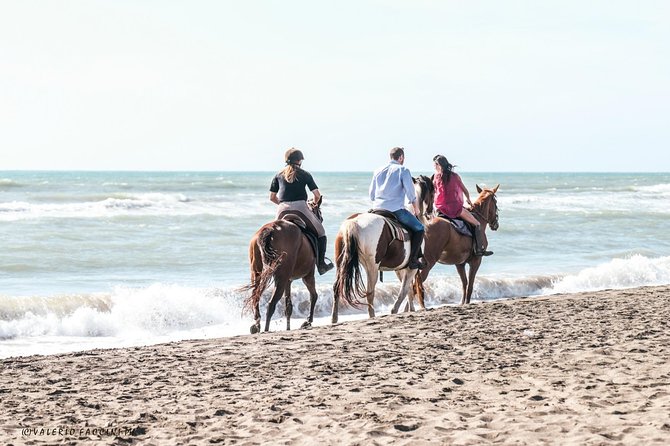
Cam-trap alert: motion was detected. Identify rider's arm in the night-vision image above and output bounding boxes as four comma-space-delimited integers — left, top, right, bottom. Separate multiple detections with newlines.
458, 175, 473, 206
401, 169, 419, 215
412, 200, 421, 217
368, 177, 377, 202
304, 171, 321, 203
269, 175, 280, 204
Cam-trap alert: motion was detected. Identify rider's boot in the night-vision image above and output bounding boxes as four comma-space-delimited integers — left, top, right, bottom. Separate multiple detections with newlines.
473, 225, 493, 257
317, 236, 334, 275
407, 230, 427, 270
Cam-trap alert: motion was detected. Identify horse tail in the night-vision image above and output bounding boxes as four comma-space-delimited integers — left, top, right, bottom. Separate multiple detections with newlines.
242, 225, 284, 314
332, 221, 366, 308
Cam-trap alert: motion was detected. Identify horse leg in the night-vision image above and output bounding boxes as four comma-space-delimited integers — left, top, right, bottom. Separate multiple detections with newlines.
393, 270, 409, 313
365, 264, 379, 318
405, 270, 418, 312
251, 300, 261, 334
411, 264, 434, 311
284, 280, 293, 331
407, 283, 416, 312
455, 264, 468, 306
465, 260, 482, 304
331, 285, 340, 324
393, 270, 406, 314
249, 264, 262, 334
392, 269, 418, 314
265, 280, 286, 332
301, 273, 318, 329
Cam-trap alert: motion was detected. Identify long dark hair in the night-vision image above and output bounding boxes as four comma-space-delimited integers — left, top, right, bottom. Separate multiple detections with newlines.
433, 154, 455, 183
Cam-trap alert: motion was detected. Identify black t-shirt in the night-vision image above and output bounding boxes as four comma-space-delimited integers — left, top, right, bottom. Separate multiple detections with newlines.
270, 169, 318, 202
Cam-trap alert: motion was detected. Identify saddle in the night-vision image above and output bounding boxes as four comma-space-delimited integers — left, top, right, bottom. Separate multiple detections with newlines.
435, 211, 473, 237
278, 211, 319, 258
368, 209, 410, 242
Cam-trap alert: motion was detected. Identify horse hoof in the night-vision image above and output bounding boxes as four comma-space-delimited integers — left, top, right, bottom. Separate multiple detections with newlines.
300, 321, 312, 329
250, 324, 260, 334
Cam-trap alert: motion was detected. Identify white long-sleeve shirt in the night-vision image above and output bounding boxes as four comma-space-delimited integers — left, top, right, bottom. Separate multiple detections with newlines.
369, 160, 417, 212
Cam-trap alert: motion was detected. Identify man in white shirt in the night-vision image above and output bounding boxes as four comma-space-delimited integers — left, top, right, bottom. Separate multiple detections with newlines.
369, 147, 426, 269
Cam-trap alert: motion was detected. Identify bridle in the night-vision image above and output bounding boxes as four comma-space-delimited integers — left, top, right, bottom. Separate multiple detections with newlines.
472, 194, 499, 230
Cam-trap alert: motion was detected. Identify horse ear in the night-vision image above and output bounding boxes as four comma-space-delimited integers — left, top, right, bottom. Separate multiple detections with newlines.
493, 184, 499, 193
476, 184, 483, 193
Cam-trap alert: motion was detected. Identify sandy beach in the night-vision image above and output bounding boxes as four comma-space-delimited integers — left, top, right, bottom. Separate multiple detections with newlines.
2, 285, 670, 445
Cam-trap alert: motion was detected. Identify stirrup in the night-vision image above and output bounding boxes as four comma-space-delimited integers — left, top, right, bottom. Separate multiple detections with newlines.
408, 257, 427, 270
474, 249, 493, 257
317, 258, 334, 275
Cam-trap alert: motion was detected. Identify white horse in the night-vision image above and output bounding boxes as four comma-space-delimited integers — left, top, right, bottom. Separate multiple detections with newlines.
330, 176, 433, 323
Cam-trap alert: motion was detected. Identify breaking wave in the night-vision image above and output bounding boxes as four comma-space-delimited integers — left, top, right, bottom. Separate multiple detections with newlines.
2, 255, 669, 356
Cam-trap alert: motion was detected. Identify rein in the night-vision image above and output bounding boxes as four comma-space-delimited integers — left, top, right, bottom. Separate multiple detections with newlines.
471, 195, 498, 226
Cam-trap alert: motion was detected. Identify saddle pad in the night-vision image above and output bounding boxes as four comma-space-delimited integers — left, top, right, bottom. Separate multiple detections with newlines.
368, 209, 410, 242
280, 213, 307, 230
436, 213, 473, 237
280, 213, 318, 257
387, 220, 409, 242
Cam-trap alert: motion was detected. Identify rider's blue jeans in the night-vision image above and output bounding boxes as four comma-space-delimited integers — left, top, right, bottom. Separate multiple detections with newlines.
392, 208, 424, 233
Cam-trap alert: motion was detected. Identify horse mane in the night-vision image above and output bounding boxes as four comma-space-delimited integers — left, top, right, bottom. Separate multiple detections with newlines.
413, 174, 435, 221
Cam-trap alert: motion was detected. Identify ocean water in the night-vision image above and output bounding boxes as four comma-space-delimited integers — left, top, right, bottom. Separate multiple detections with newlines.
2, 171, 670, 358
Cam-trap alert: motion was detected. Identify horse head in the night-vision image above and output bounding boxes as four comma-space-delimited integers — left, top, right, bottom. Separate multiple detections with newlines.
307, 195, 324, 222
474, 184, 500, 231
413, 175, 435, 222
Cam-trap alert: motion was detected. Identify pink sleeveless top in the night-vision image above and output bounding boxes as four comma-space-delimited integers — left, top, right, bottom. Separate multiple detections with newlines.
433, 172, 465, 218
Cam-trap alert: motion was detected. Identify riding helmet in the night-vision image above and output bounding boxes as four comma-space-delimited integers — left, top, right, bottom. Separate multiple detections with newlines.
285, 148, 304, 164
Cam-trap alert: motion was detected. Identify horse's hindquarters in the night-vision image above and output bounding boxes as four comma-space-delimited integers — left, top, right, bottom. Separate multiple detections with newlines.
290, 235, 316, 279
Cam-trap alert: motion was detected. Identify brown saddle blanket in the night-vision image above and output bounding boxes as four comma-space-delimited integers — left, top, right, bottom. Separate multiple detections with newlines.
368, 209, 410, 242
278, 212, 319, 258
435, 211, 473, 237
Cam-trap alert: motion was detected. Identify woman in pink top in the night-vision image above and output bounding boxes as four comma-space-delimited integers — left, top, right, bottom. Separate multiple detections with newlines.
432, 154, 492, 256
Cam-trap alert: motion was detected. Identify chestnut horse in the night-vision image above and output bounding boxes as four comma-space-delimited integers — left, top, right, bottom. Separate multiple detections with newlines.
244, 197, 324, 333
413, 184, 500, 306
330, 177, 434, 322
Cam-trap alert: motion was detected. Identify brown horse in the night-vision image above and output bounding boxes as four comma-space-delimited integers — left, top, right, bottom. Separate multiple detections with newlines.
244, 197, 324, 333
413, 184, 500, 306
330, 177, 435, 322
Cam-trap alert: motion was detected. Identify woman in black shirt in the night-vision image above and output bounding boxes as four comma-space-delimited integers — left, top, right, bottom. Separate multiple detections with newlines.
269, 148, 333, 274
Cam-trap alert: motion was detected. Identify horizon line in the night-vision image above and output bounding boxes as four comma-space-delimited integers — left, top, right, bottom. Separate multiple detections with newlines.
2, 169, 670, 174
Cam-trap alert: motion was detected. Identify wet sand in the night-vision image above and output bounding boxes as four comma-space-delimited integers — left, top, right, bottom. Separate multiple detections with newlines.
2, 285, 670, 445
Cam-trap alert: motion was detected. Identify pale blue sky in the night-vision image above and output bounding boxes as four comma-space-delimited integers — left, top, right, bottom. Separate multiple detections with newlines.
1, 1, 669, 172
